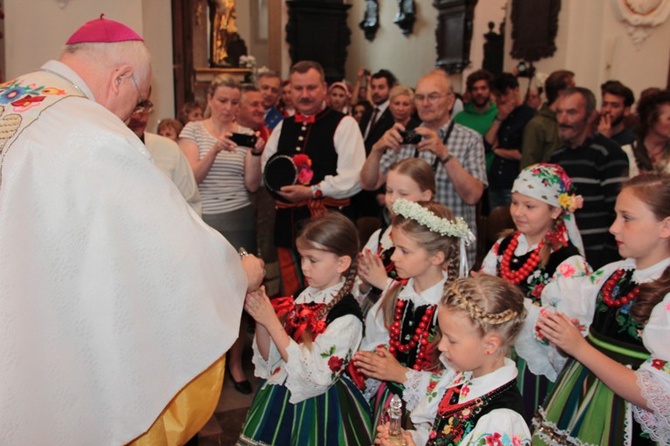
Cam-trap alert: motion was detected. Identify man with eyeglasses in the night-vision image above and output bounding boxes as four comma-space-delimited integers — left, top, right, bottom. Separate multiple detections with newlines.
360, 68, 487, 265
126, 94, 202, 215
0, 16, 264, 445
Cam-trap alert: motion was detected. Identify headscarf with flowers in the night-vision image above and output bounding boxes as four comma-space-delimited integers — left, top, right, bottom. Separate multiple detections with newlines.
512, 163, 585, 255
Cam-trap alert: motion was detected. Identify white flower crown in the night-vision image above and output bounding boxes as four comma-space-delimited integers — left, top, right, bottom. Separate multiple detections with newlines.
393, 199, 472, 242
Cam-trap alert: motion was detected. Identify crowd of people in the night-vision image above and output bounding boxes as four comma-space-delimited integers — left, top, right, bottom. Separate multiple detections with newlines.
2, 16, 670, 446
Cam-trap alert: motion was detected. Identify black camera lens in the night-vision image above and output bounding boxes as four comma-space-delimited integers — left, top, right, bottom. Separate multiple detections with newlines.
399, 130, 421, 145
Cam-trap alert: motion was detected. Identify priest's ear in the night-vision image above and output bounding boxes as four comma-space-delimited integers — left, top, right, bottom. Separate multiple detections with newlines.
111, 64, 135, 95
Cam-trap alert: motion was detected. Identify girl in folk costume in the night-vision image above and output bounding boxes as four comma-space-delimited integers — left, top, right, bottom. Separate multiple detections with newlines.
353, 199, 475, 431
531, 173, 670, 445
238, 213, 372, 446
357, 158, 436, 314
479, 163, 590, 418
376, 276, 531, 446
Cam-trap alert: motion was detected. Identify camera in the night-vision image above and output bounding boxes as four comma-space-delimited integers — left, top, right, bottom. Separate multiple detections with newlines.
516, 60, 536, 79
363, 69, 371, 76
230, 133, 258, 148
399, 129, 421, 145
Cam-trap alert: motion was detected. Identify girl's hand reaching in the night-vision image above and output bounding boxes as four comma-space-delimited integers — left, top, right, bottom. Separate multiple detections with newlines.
359, 249, 389, 290
537, 311, 587, 358
244, 286, 278, 328
353, 346, 409, 384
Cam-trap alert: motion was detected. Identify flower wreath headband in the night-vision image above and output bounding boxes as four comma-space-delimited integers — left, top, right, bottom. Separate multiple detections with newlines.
392, 198, 476, 277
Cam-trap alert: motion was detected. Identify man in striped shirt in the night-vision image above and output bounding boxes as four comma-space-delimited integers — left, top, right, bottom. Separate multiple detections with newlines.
549, 87, 629, 269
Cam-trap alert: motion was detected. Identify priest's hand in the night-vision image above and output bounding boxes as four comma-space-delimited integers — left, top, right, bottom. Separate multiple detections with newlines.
242, 254, 265, 292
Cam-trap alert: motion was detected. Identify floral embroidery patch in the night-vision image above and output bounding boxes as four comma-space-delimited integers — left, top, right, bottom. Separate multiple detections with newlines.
0, 80, 68, 113
321, 345, 350, 380
649, 358, 670, 375
471, 431, 529, 445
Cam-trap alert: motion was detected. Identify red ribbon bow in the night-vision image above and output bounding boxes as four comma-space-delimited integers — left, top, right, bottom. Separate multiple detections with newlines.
271, 296, 327, 342
294, 114, 315, 124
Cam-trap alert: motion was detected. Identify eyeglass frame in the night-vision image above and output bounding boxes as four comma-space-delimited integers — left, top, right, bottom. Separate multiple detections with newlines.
413, 92, 452, 104
128, 75, 153, 114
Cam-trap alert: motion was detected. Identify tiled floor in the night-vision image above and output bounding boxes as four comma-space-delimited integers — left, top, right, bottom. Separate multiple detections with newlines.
195, 334, 259, 446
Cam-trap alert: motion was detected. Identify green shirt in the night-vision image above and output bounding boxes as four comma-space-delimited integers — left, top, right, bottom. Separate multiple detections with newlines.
520, 103, 560, 168
453, 102, 498, 136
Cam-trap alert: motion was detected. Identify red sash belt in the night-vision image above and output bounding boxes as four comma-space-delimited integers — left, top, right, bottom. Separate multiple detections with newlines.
275, 197, 350, 218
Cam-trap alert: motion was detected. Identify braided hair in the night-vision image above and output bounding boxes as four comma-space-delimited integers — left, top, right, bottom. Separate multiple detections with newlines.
441, 275, 527, 357
295, 212, 359, 345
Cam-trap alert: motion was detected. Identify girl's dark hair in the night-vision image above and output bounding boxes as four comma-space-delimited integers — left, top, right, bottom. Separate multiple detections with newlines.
295, 212, 359, 341
379, 202, 461, 328
441, 275, 527, 357
622, 174, 670, 324
634, 89, 670, 172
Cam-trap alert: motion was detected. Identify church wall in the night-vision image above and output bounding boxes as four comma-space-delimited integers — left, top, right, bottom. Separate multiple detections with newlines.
4, 0, 174, 132
345, 0, 669, 102
503, 0, 670, 102
4, 0, 667, 125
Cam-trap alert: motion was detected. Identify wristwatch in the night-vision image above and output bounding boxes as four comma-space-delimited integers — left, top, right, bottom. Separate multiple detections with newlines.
439, 153, 454, 164
238, 247, 249, 258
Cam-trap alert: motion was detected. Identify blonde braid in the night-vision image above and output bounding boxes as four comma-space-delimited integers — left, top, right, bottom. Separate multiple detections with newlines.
448, 283, 518, 325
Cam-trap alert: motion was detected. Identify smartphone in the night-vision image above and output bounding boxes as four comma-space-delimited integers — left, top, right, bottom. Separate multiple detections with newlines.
230, 133, 258, 148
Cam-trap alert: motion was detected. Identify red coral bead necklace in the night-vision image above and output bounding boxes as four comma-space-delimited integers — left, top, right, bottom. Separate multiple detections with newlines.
600, 269, 639, 307
388, 299, 436, 371
500, 232, 544, 285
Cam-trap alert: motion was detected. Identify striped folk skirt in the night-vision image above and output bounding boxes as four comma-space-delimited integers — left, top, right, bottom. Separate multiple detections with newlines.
532, 333, 653, 446
237, 376, 372, 446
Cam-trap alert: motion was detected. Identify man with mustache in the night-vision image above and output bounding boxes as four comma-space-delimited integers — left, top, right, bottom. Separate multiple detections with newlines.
598, 80, 636, 147
548, 87, 629, 269
261, 61, 365, 295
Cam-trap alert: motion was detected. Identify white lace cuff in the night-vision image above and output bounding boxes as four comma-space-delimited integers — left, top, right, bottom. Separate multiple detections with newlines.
402, 369, 425, 411
363, 377, 381, 401
633, 368, 670, 444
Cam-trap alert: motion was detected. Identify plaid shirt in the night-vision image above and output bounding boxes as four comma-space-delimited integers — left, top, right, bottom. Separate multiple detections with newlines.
379, 121, 487, 263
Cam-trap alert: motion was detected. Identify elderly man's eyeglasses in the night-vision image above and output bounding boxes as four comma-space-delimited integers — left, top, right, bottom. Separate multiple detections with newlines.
132, 99, 154, 115
128, 75, 153, 114
414, 93, 448, 104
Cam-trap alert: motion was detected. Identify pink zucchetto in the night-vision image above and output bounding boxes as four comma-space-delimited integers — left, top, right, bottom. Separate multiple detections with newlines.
65, 14, 143, 45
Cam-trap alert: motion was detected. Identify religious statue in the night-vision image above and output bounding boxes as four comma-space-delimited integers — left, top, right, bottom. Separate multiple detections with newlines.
394, 0, 416, 35
359, 0, 379, 41
209, 0, 238, 67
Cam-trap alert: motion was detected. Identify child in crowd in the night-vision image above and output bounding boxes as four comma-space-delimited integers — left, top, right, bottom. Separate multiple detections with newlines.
357, 158, 436, 314
238, 213, 372, 446
479, 163, 590, 418
353, 199, 474, 430
376, 275, 531, 446
178, 100, 204, 125
156, 118, 183, 142
533, 173, 670, 445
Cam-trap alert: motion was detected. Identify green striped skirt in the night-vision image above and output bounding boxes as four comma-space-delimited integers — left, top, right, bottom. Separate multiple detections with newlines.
237, 376, 372, 446
532, 332, 654, 445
